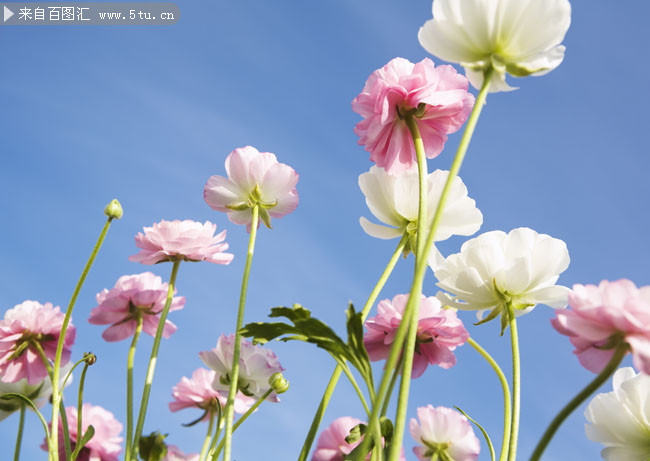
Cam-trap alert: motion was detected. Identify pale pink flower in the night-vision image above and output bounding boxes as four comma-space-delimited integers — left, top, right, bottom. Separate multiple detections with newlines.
199, 334, 283, 401
129, 220, 234, 265
43, 403, 123, 461
410, 405, 480, 461
164, 445, 199, 461
552, 279, 650, 374
169, 368, 254, 418
88, 272, 186, 342
364, 294, 468, 378
0, 301, 75, 385
204, 146, 299, 231
352, 57, 474, 174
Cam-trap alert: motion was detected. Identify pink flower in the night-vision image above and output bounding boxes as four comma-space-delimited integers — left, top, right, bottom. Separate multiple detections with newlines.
42, 403, 123, 461
352, 57, 474, 174
364, 294, 468, 378
199, 334, 283, 401
312, 417, 405, 461
552, 279, 650, 374
410, 406, 480, 461
0, 301, 75, 385
163, 445, 199, 461
169, 368, 254, 418
204, 146, 299, 231
88, 272, 186, 342
129, 220, 234, 265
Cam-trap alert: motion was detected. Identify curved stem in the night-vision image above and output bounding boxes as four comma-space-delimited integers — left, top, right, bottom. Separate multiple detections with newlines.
14, 404, 25, 461
70, 361, 91, 461
125, 315, 143, 461
338, 362, 370, 417
359, 68, 494, 461
198, 408, 216, 461
297, 235, 407, 461
468, 338, 511, 461
222, 205, 259, 461
130, 260, 181, 460
380, 354, 403, 418
507, 304, 520, 461
530, 343, 628, 461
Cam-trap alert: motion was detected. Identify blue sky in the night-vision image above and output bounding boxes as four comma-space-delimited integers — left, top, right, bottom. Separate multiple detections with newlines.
1, 1, 649, 459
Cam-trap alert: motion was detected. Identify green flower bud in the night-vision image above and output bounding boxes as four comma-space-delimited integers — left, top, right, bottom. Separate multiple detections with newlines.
268, 372, 289, 394
104, 199, 123, 220
83, 352, 97, 366
138, 431, 168, 461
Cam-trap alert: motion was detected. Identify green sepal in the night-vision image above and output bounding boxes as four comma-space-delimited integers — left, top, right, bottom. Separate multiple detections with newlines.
226, 202, 250, 211
259, 207, 273, 229
182, 409, 209, 427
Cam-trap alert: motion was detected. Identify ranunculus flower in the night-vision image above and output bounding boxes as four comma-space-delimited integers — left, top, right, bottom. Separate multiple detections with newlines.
169, 368, 254, 418
0, 301, 76, 384
352, 57, 474, 174
204, 146, 299, 231
163, 445, 199, 461
128, 220, 234, 265
410, 405, 480, 461
199, 334, 283, 401
434, 227, 570, 330
359, 165, 482, 255
552, 280, 650, 374
88, 272, 186, 342
585, 367, 650, 460
418, 0, 571, 92
43, 403, 123, 461
364, 294, 468, 378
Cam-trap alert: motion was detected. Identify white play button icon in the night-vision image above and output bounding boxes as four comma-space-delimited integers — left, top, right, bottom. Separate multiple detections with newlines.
3, 6, 14, 22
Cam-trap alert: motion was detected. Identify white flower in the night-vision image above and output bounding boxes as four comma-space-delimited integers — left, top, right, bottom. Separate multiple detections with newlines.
418, 0, 571, 92
359, 166, 482, 255
433, 227, 570, 329
585, 367, 650, 460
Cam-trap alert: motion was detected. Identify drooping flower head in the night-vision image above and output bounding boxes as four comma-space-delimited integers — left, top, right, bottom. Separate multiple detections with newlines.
43, 403, 123, 461
364, 294, 468, 378
352, 57, 474, 174
552, 280, 650, 374
433, 227, 570, 332
0, 301, 76, 384
88, 272, 186, 342
418, 0, 571, 92
129, 220, 234, 265
204, 146, 299, 231
359, 166, 482, 255
164, 445, 199, 461
199, 334, 284, 401
410, 405, 480, 461
585, 367, 650, 460
169, 368, 254, 419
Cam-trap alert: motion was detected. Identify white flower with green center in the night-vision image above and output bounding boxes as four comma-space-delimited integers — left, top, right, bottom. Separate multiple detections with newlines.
418, 0, 571, 92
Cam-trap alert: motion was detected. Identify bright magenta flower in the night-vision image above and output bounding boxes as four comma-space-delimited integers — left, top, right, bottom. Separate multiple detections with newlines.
43, 403, 123, 461
88, 272, 186, 342
352, 57, 474, 174
552, 279, 650, 374
204, 146, 299, 231
364, 294, 468, 378
164, 445, 199, 461
169, 368, 254, 418
129, 220, 234, 265
0, 301, 75, 385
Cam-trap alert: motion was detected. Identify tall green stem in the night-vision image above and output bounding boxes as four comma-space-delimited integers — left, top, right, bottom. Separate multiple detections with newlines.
530, 343, 628, 461
507, 304, 520, 461
222, 205, 260, 461
14, 404, 25, 461
70, 360, 91, 461
358, 68, 494, 461
380, 355, 403, 418
199, 408, 216, 461
125, 315, 143, 461
130, 261, 181, 460
51, 216, 114, 461
297, 235, 407, 461
468, 338, 511, 461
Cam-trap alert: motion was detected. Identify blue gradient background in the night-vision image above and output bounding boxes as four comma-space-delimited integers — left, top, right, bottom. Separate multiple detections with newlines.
1, 1, 649, 459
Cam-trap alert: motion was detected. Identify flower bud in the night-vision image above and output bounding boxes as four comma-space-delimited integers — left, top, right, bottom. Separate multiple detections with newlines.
104, 199, 123, 220
83, 352, 97, 366
268, 372, 289, 394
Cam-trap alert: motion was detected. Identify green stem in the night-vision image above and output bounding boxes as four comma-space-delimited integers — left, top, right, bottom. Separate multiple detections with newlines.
338, 362, 371, 416
380, 354, 403, 418
198, 408, 216, 461
14, 404, 25, 461
507, 304, 520, 461
207, 406, 224, 460
222, 204, 260, 461
125, 315, 143, 461
530, 343, 628, 461
297, 235, 407, 461
213, 389, 272, 460
130, 260, 181, 460
52, 217, 114, 461
358, 67, 494, 461
70, 361, 91, 461
468, 338, 511, 461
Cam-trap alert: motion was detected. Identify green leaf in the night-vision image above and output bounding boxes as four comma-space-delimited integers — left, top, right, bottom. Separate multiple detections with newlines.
72, 425, 95, 459
454, 407, 495, 461
344, 423, 366, 444
346, 303, 373, 387
138, 431, 168, 461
